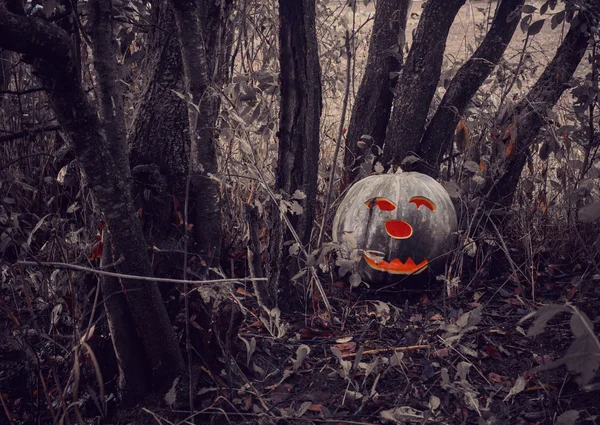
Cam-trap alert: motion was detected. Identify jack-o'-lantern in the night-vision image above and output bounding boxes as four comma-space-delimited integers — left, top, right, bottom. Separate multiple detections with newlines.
332, 172, 458, 285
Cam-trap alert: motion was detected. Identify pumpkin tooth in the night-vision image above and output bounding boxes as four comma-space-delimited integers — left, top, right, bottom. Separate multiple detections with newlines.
363, 253, 428, 275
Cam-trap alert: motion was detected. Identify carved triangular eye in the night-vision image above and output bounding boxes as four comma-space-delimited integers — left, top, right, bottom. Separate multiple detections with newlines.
409, 196, 435, 211
365, 197, 396, 211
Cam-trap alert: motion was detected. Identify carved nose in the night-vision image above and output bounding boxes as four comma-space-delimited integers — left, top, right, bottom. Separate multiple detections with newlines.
385, 220, 413, 239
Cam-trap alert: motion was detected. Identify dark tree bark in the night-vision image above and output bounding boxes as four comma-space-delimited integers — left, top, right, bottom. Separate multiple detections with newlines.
99, 234, 149, 402
382, 0, 466, 169
88, 0, 130, 179
0, 50, 10, 92
268, 0, 322, 306
129, 0, 189, 251
88, 0, 151, 402
413, 0, 525, 177
169, 0, 232, 269
342, 0, 411, 185
0, 6, 184, 400
484, 18, 593, 208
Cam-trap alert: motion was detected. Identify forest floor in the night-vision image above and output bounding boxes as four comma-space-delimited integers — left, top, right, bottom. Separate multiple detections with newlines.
2, 260, 599, 425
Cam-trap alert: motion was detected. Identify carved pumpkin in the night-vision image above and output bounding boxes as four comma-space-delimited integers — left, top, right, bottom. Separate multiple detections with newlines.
332, 172, 458, 284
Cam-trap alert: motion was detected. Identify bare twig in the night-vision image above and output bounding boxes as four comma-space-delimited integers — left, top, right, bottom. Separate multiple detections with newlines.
16, 261, 267, 285
0, 124, 61, 144
316, 29, 352, 248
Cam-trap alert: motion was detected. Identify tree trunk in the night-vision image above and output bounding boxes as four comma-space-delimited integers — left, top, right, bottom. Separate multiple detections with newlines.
169, 0, 232, 270
484, 18, 592, 208
129, 0, 189, 253
414, 0, 525, 177
88, 0, 153, 403
382, 0, 466, 170
100, 234, 149, 403
88, 0, 130, 179
269, 0, 322, 307
0, 7, 184, 399
342, 0, 411, 186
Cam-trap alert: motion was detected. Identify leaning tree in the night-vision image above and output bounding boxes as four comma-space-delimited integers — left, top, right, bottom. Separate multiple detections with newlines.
345, 0, 600, 212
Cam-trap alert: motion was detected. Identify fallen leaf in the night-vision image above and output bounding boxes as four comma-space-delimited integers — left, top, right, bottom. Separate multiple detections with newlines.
487, 372, 507, 383
333, 341, 356, 354
482, 345, 502, 360
236, 287, 251, 296
504, 375, 526, 401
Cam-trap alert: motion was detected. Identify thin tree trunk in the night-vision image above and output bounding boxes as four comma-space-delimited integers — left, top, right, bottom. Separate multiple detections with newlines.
99, 234, 149, 403
88, 0, 130, 179
269, 0, 322, 307
343, 0, 411, 186
382, 0, 466, 170
414, 0, 525, 177
484, 19, 592, 208
169, 0, 232, 269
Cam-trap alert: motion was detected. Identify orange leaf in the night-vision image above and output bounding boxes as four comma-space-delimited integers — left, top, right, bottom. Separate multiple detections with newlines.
506, 139, 516, 158
88, 241, 104, 261
540, 199, 548, 214
454, 120, 470, 152
173, 196, 184, 225
479, 160, 485, 171
488, 372, 507, 383
174, 211, 184, 226
236, 287, 251, 296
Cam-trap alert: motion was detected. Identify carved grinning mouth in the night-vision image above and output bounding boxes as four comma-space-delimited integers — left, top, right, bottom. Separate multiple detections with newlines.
364, 251, 428, 275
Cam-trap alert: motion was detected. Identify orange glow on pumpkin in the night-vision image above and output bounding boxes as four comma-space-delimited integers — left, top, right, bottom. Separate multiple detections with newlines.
364, 253, 428, 275
365, 198, 396, 211
385, 219, 413, 239
409, 196, 435, 211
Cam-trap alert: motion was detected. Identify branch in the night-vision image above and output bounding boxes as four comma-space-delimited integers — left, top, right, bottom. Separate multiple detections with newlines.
485, 15, 593, 207
17, 260, 267, 285
0, 8, 73, 63
415, 0, 525, 176
0, 124, 60, 143
0, 87, 45, 95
